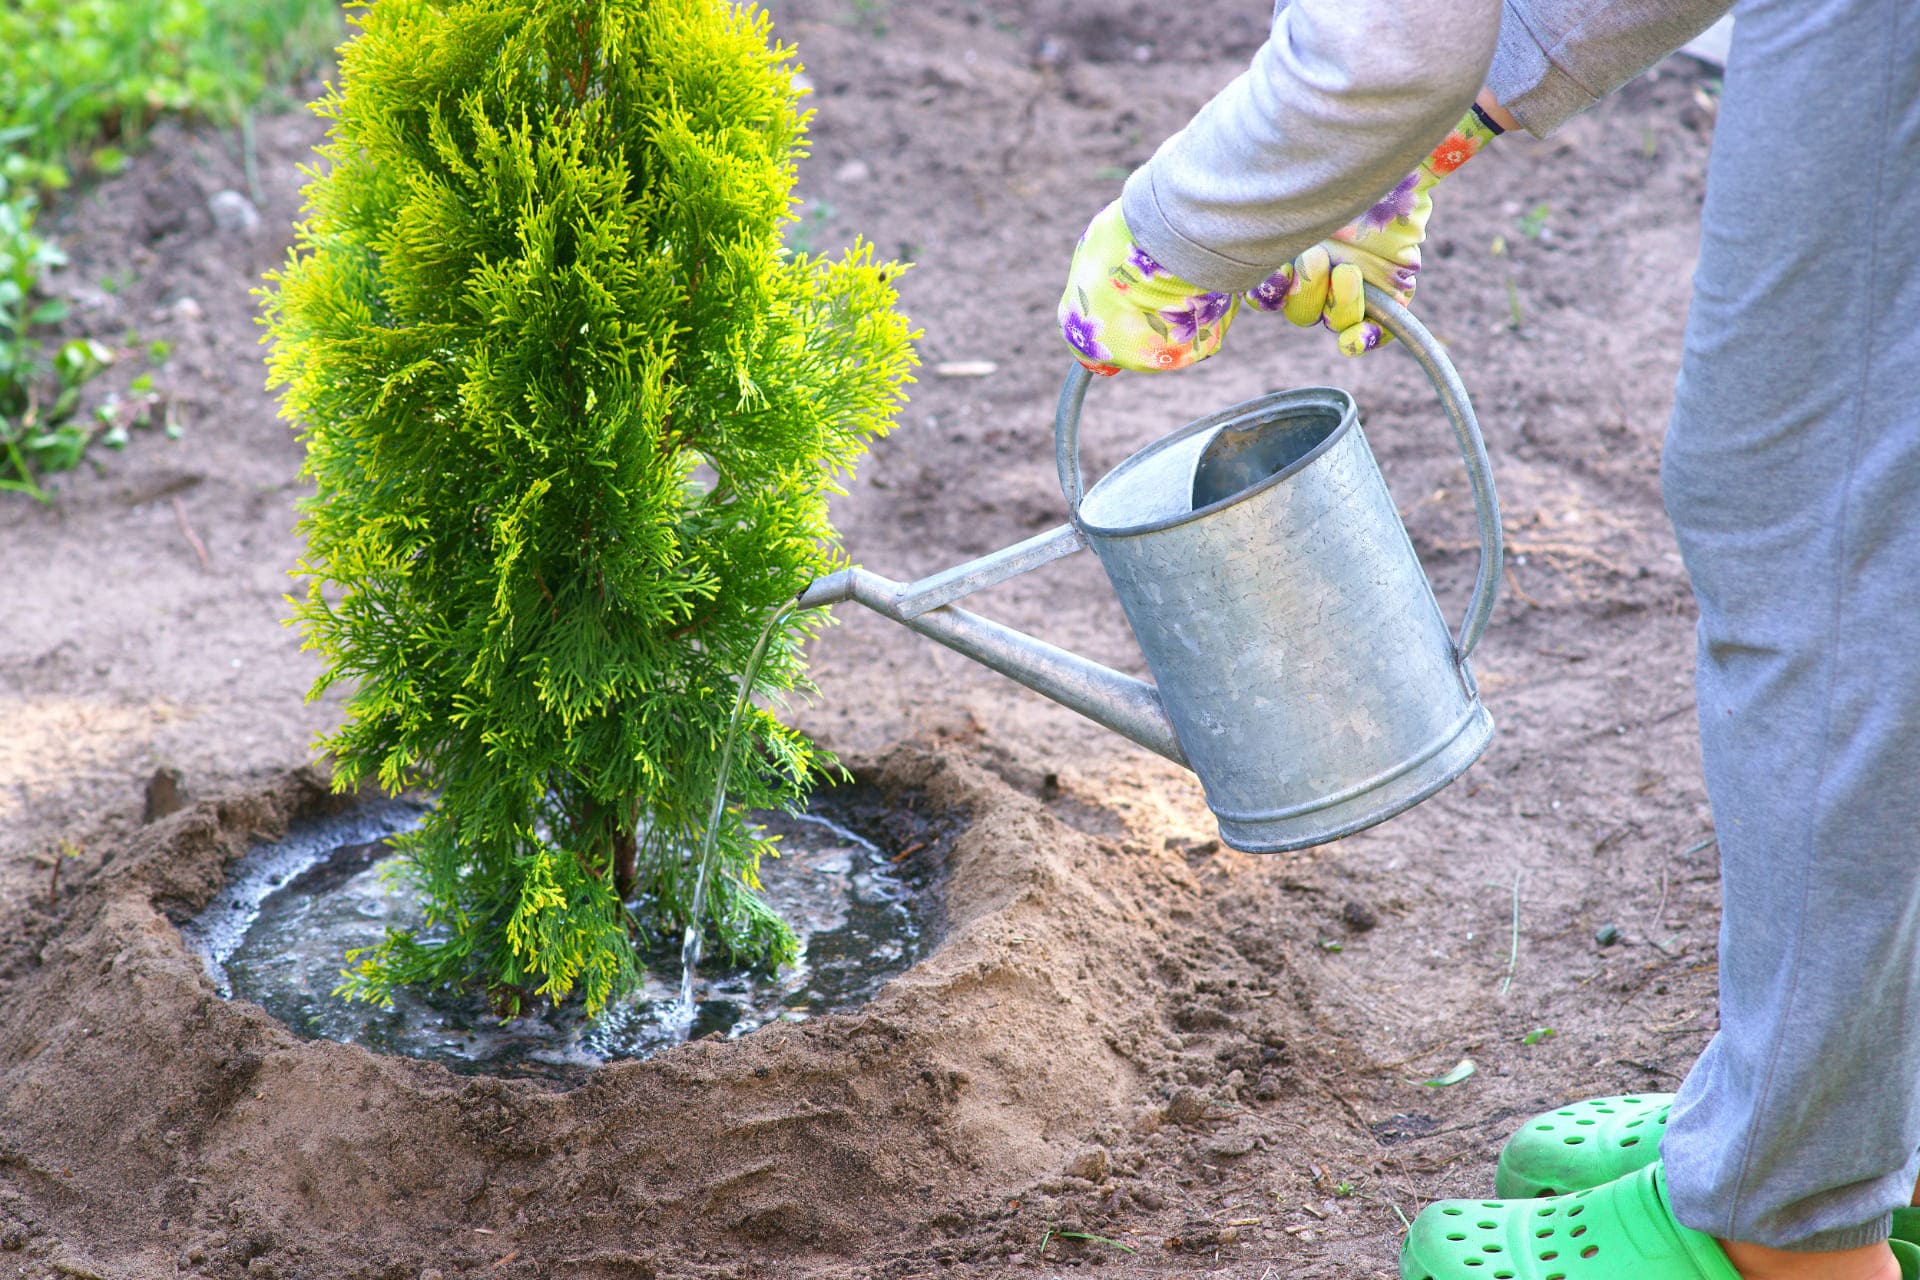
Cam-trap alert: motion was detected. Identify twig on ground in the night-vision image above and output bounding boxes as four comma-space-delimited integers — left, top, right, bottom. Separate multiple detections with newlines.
1680, 833, 1717, 858
241, 112, 265, 207
1503, 563, 1543, 609
45, 840, 79, 908
1499, 871, 1522, 997
172, 495, 210, 569
1618, 1057, 1685, 1080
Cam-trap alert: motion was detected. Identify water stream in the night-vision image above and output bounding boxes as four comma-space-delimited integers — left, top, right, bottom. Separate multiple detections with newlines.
667, 601, 796, 1039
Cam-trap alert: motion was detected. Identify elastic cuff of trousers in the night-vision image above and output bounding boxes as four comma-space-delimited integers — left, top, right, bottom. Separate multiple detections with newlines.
1773, 1214, 1893, 1254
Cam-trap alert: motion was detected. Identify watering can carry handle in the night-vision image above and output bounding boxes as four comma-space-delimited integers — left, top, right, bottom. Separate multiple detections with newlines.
1053, 282, 1504, 661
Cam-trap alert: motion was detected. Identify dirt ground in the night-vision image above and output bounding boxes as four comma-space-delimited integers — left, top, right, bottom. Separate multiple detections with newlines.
0, 3, 1732, 1277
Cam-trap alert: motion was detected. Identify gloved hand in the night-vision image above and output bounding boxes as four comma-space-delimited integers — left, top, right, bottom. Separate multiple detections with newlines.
1057, 199, 1239, 376
1246, 104, 1502, 356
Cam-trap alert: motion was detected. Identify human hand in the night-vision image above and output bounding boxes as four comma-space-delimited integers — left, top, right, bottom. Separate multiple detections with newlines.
1246, 104, 1501, 356
1057, 199, 1239, 376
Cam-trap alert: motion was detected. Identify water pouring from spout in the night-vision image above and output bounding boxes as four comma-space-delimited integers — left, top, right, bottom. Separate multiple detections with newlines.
667, 602, 796, 1039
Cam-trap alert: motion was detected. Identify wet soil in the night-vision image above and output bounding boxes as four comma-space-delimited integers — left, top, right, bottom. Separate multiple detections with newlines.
0, 2, 1729, 1276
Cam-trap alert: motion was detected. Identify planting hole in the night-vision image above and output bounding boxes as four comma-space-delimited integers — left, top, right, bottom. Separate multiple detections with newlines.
182, 792, 935, 1079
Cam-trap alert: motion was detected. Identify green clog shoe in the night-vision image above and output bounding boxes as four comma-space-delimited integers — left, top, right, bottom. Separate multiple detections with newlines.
1400, 1162, 1920, 1280
1493, 1095, 1920, 1246
1494, 1094, 1674, 1198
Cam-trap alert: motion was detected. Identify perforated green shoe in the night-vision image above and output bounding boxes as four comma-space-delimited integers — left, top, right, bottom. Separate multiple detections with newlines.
1492, 1093, 1920, 1247
1494, 1093, 1674, 1198
1400, 1162, 1920, 1280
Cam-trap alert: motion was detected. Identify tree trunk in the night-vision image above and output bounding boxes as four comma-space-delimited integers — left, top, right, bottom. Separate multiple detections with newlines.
612, 824, 637, 903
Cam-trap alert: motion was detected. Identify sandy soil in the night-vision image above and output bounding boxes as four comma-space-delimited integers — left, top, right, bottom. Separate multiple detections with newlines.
0, 2, 1731, 1276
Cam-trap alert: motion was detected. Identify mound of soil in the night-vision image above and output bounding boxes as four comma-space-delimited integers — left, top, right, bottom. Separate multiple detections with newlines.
5, 747, 1395, 1279
0, 0, 1733, 1276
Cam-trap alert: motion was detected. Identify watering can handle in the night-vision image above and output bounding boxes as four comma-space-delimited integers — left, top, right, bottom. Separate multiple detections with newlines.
1052, 282, 1504, 661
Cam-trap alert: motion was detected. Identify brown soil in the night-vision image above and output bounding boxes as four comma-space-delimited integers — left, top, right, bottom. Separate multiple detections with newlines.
0, 3, 1730, 1277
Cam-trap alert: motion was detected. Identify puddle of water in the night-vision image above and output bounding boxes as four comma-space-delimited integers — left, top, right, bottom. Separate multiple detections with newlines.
181, 801, 927, 1079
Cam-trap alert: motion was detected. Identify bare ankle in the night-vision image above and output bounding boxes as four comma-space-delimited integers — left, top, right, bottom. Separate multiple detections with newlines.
1719, 1238, 1901, 1280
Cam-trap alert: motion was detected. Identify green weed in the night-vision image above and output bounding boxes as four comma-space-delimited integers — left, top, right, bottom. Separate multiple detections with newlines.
0, 0, 341, 177
0, 0, 341, 499
1039, 1226, 1135, 1256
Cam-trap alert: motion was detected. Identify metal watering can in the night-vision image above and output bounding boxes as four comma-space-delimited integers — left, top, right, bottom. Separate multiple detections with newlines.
797, 286, 1503, 852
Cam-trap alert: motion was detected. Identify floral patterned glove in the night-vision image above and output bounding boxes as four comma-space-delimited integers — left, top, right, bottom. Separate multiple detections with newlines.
1057, 199, 1239, 376
1247, 104, 1502, 356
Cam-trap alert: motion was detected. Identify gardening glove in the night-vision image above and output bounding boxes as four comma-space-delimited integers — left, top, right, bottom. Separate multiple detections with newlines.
1057, 198, 1239, 376
1246, 103, 1503, 357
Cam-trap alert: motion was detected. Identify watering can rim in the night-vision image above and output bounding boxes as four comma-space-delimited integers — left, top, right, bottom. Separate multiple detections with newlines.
1054, 284, 1504, 660
1071, 384, 1357, 541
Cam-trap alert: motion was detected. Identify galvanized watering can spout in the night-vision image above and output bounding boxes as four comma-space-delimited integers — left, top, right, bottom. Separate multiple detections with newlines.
794, 537, 1189, 767
798, 285, 1503, 854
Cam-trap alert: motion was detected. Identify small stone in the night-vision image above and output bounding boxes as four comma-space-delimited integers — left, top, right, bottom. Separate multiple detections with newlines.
1594, 923, 1623, 947
1165, 1087, 1209, 1126
832, 158, 870, 184
932, 360, 998, 378
208, 190, 261, 235
245, 1258, 278, 1280
1063, 1147, 1108, 1183
156, 295, 204, 322
144, 766, 189, 823
1340, 899, 1378, 932
1032, 35, 1069, 67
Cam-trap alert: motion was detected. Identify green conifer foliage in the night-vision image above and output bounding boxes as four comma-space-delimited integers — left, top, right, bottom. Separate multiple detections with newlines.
261, 0, 915, 1014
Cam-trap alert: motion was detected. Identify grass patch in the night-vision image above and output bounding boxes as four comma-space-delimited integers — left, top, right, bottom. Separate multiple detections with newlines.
0, 0, 342, 499
0, 0, 342, 180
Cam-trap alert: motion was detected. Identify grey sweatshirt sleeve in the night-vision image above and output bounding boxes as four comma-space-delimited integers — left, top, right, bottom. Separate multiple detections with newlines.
1119, 0, 1501, 291
1489, 0, 1734, 136
1122, 0, 1731, 292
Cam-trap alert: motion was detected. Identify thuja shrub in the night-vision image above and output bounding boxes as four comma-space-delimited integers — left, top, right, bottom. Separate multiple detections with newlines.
262, 0, 914, 1013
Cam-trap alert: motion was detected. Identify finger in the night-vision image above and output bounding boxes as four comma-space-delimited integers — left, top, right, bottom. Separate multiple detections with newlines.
1325, 262, 1365, 331
1281, 246, 1330, 328
1336, 321, 1391, 358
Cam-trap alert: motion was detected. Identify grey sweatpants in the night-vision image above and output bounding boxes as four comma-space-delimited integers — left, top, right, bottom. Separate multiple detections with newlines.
1658, 0, 1920, 1253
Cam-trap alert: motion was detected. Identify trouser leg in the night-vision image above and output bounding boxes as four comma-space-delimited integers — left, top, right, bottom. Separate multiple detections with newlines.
1657, 0, 1920, 1253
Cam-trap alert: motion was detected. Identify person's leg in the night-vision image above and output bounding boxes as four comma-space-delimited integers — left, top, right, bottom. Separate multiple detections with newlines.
1658, 0, 1920, 1261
